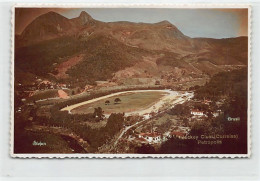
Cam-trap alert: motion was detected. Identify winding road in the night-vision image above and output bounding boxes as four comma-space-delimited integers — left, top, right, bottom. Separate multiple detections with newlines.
113, 91, 194, 146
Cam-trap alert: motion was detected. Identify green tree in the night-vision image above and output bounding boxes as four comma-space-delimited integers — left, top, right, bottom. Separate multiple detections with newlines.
114, 98, 121, 104
93, 107, 104, 120
168, 104, 190, 116
106, 113, 124, 135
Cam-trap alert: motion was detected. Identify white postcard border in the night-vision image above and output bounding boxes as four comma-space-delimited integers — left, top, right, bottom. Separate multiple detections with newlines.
10, 3, 252, 158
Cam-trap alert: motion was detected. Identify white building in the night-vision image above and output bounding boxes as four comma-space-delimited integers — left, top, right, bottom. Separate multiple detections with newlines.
213, 109, 223, 117
213, 112, 219, 117
191, 109, 204, 116
143, 113, 151, 120
138, 132, 161, 144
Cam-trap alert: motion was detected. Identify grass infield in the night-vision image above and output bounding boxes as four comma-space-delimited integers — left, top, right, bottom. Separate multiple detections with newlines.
71, 91, 167, 114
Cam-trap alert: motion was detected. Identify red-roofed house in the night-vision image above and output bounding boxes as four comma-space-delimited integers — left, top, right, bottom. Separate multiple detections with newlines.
135, 137, 148, 143
170, 131, 186, 139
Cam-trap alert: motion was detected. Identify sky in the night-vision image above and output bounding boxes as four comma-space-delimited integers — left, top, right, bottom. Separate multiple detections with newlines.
15, 8, 248, 38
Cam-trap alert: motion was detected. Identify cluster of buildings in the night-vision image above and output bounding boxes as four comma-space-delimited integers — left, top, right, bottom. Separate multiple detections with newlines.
190, 109, 204, 116
17, 78, 70, 96
190, 98, 224, 118
137, 132, 162, 144
36, 79, 68, 90
132, 126, 190, 145
16, 78, 72, 99
190, 108, 222, 118
133, 98, 226, 145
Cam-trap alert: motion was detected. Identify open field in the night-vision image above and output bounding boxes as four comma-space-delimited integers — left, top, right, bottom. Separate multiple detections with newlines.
71, 91, 167, 114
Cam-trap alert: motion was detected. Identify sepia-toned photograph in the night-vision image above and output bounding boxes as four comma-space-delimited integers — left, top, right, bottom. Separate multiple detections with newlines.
12, 6, 250, 157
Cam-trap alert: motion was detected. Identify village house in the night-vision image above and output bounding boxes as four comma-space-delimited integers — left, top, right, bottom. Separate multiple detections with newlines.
203, 99, 212, 105
58, 83, 67, 89
134, 137, 147, 143
138, 132, 161, 144
37, 80, 56, 90
162, 131, 171, 141
143, 113, 151, 120
191, 109, 204, 116
84, 84, 94, 92
163, 126, 190, 140
177, 126, 191, 133
216, 99, 225, 107
170, 131, 186, 139
213, 109, 223, 117
213, 112, 220, 117
16, 107, 22, 113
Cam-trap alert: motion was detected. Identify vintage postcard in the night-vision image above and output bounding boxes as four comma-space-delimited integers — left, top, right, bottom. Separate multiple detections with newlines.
11, 4, 251, 158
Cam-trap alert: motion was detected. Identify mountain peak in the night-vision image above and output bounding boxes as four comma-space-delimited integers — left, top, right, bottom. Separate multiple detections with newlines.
20, 11, 72, 45
156, 20, 172, 26
40, 11, 64, 19
78, 11, 93, 25
46, 11, 58, 15
79, 11, 90, 17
